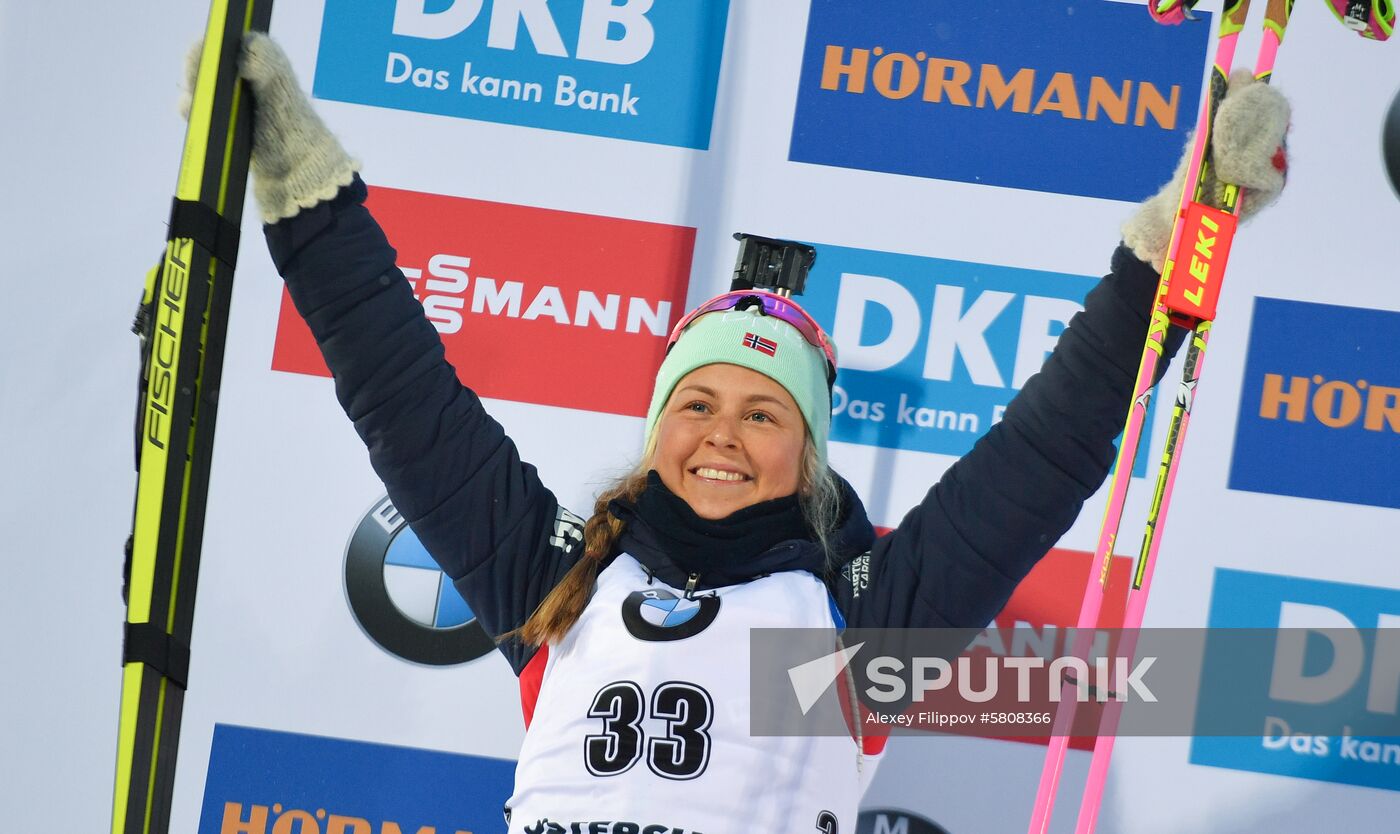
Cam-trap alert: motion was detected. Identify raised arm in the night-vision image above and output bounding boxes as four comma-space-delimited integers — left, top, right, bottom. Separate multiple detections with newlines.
837, 71, 1291, 630
242, 34, 576, 673
836, 245, 1183, 630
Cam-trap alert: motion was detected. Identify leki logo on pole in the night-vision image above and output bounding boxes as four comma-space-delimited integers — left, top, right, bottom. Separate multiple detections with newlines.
1165, 201, 1238, 322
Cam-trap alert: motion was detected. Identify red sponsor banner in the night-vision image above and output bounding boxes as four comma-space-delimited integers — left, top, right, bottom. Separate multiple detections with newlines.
870, 529, 1131, 749
994, 547, 1130, 633
272, 186, 696, 417
991, 548, 1131, 750
988, 547, 1131, 751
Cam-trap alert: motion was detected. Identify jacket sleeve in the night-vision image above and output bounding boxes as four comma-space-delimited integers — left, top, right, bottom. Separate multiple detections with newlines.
264, 175, 579, 674
836, 244, 1186, 630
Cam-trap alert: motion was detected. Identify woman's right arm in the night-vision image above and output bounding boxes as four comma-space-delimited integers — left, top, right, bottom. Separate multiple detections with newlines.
242, 30, 577, 674
266, 177, 580, 674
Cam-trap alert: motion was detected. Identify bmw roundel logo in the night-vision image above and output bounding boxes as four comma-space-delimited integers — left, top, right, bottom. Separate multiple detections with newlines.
621, 588, 721, 642
344, 496, 494, 666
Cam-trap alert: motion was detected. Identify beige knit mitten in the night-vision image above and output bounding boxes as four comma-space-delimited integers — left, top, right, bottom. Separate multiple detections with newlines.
1123, 70, 1291, 271
238, 32, 359, 223
182, 33, 359, 223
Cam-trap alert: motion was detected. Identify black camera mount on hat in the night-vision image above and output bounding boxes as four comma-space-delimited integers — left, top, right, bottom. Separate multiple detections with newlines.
729, 233, 816, 298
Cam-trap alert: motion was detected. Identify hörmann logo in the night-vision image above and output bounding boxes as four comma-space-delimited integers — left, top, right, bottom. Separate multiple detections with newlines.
218, 802, 464, 834
314, 0, 729, 148
797, 242, 1153, 474
818, 47, 1182, 128
1256, 374, 1400, 433
1229, 298, 1400, 510
1191, 570, 1400, 793
790, 0, 1210, 201
199, 725, 516, 834
271, 187, 693, 418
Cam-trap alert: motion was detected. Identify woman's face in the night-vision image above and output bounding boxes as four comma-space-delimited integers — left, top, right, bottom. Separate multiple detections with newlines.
652, 363, 807, 520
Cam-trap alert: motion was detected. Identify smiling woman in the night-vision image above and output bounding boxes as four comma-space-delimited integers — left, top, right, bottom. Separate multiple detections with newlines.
653, 364, 807, 521
233, 30, 1292, 834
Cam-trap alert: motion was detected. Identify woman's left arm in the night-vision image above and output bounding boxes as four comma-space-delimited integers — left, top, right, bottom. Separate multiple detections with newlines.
836, 72, 1290, 630
839, 244, 1182, 629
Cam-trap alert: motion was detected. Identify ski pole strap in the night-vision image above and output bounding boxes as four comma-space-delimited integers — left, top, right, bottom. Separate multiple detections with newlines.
122, 621, 191, 689
1150, 0, 1207, 24
169, 197, 242, 267
1326, 0, 1395, 39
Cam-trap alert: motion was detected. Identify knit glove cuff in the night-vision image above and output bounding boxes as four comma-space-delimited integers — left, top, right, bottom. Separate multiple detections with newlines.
238, 32, 359, 224
1123, 69, 1290, 271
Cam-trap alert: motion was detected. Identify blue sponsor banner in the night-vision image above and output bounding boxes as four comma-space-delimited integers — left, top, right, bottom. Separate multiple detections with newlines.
800, 243, 1151, 475
1229, 298, 1400, 510
314, 0, 729, 149
198, 724, 515, 833
790, 0, 1209, 201
1191, 570, 1400, 793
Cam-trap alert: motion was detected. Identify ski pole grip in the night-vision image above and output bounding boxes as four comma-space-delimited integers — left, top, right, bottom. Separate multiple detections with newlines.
1164, 201, 1238, 323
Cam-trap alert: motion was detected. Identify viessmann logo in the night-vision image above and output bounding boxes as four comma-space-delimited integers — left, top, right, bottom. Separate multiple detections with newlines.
271, 186, 694, 418
1229, 298, 1400, 510
313, 0, 730, 148
790, 0, 1210, 201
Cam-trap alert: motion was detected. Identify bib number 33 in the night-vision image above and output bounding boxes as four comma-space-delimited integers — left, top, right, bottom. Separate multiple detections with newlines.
585, 680, 713, 780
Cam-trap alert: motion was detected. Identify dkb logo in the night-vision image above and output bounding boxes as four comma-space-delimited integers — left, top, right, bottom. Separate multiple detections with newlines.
1191, 570, 1400, 794
795, 241, 1153, 475
314, 0, 730, 148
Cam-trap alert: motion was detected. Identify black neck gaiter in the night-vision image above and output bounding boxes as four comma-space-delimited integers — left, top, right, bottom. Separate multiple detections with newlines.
609, 471, 826, 591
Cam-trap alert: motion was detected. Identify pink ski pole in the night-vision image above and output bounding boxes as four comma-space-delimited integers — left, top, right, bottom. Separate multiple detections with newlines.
1024, 2, 1253, 831
1072, 2, 1295, 831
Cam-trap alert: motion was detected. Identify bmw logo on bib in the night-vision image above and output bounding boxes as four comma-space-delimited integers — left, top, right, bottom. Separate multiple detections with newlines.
622, 588, 720, 641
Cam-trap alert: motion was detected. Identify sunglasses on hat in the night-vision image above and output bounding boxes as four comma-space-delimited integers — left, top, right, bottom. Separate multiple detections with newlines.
665, 290, 837, 386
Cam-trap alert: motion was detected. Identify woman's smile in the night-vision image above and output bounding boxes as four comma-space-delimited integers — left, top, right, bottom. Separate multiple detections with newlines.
652, 363, 807, 520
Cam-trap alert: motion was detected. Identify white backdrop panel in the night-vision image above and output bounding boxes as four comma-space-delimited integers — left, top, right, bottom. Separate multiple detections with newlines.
2, 2, 1397, 833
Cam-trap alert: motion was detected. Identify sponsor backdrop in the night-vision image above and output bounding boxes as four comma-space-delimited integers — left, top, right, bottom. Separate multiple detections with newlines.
5, 2, 1399, 833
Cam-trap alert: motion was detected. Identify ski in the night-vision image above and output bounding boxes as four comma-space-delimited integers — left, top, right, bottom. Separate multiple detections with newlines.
113, 2, 272, 833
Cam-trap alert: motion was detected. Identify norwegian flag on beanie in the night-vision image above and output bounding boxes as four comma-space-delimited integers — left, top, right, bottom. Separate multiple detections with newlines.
743, 332, 778, 357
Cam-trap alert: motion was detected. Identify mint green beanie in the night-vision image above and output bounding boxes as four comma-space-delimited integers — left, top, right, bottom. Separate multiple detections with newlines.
644, 307, 833, 464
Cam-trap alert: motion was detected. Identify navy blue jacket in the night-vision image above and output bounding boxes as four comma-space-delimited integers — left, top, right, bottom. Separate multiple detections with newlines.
267, 176, 1183, 675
